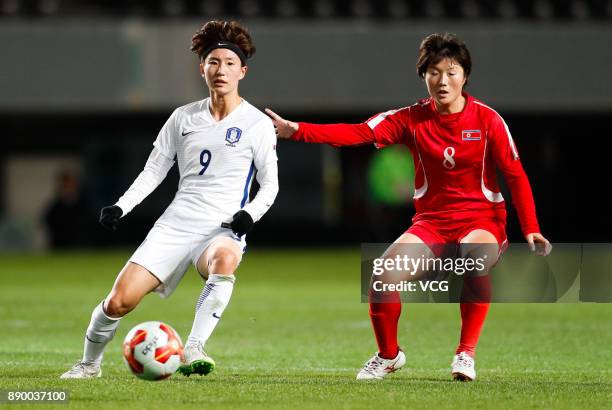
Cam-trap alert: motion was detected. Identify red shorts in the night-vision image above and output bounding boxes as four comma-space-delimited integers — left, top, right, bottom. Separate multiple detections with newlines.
406, 217, 508, 250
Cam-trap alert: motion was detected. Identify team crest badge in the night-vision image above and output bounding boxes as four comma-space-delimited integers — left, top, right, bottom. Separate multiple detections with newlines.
462, 130, 481, 141
225, 127, 242, 145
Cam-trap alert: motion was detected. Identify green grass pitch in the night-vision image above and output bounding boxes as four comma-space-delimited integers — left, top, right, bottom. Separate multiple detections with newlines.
1, 248, 611, 409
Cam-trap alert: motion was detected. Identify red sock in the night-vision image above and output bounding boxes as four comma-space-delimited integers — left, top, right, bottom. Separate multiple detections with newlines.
369, 290, 401, 359
457, 275, 491, 357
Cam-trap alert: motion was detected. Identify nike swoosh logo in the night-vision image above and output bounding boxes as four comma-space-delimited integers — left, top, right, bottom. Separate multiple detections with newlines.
182, 130, 198, 136
212, 313, 221, 319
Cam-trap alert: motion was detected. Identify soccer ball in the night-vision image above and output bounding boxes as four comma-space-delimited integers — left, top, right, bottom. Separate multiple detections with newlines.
122, 321, 184, 381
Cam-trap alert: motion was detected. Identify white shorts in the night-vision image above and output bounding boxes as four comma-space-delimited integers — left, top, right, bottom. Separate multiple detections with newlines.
129, 223, 246, 298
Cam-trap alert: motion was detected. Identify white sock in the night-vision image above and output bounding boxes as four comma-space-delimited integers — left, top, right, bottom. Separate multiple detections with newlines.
187, 274, 235, 347
82, 301, 121, 365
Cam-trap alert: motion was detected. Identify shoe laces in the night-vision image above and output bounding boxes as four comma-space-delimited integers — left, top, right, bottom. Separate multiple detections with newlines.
363, 356, 385, 373
67, 362, 84, 374
186, 341, 204, 353
456, 353, 473, 367
69, 361, 95, 374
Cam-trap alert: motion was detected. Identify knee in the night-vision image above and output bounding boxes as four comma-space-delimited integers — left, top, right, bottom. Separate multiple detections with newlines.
104, 293, 137, 318
208, 248, 239, 274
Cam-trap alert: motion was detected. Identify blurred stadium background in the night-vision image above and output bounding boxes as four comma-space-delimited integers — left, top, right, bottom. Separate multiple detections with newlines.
1, 0, 612, 250
1, 3, 612, 408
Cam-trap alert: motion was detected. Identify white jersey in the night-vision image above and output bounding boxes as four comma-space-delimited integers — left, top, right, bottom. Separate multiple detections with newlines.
115, 98, 279, 235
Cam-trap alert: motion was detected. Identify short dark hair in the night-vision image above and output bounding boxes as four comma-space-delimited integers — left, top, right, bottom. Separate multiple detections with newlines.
191, 20, 256, 61
416, 33, 471, 81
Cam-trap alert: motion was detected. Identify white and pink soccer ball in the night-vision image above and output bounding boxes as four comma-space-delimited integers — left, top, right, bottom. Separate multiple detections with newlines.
122, 321, 184, 381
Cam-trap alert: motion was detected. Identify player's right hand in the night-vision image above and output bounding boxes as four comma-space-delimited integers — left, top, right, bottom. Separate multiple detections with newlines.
99, 205, 123, 231
265, 108, 299, 139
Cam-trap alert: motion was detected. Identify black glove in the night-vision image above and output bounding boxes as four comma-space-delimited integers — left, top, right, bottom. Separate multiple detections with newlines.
99, 205, 123, 231
221, 210, 254, 236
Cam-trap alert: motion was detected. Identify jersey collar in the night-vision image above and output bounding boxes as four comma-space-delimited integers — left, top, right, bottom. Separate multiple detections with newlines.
430, 92, 473, 127
202, 97, 246, 125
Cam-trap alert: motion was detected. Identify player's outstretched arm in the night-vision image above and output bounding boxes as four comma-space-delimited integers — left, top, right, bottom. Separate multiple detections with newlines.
265, 108, 376, 147
265, 108, 299, 139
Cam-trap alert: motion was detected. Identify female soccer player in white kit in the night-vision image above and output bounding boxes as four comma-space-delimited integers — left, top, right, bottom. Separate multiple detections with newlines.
61, 20, 278, 378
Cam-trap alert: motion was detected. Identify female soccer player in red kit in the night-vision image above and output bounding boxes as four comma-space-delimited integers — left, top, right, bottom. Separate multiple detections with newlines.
267, 33, 551, 381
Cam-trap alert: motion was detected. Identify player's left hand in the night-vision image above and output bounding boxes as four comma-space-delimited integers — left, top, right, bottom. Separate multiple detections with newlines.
526, 233, 552, 256
221, 210, 254, 236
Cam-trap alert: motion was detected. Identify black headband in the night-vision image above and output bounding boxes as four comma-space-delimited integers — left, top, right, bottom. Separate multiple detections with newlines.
202, 41, 248, 66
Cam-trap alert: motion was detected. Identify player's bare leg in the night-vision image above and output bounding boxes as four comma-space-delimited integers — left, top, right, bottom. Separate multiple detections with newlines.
452, 229, 499, 381
179, 237, 242, 377
60, 263, 160, 379
357, 233, 433, 380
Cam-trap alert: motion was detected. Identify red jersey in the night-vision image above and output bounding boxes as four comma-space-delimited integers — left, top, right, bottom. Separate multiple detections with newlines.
292, 93, 540, 236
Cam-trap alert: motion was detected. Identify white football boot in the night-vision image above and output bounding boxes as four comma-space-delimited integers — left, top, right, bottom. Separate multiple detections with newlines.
60, 361, 102, 379
177, 341, 215, 376
356, 350, 406, 380
451, 352, 476, 381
